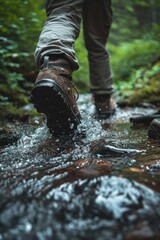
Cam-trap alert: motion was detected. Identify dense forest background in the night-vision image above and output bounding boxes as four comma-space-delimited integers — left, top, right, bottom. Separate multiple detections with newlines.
0, 0, 160, 119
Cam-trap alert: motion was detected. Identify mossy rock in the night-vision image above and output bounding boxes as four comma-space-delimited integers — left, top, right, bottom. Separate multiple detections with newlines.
0, 103, 38, 122
0, 126, 21, 146
119, 62, 160, 106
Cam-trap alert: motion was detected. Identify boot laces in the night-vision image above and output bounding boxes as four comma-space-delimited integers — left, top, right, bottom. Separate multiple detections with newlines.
42, 56, 79, 101
72, 83, 79, 101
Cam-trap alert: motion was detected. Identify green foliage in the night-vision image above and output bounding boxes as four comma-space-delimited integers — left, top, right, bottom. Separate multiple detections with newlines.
109, 38, 160, 88
123, 61, 160, 105
0, 0, 45, 51
110, 0, 140, 43
108, 0, 160, 104
0, 0, 45, 105
73, 29, 89, 92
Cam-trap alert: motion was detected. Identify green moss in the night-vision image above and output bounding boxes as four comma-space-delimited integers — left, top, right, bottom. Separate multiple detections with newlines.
0, 103, 38, 122
120, 62, 160, 106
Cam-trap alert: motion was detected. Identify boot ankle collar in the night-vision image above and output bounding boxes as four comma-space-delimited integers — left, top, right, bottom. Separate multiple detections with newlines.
41, 56, 72, 75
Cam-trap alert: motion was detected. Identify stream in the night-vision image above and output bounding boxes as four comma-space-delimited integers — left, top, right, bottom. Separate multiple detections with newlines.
0, 94, 160, 240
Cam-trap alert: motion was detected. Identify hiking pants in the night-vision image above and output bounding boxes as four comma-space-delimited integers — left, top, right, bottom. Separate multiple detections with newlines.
35, 0, 113, 95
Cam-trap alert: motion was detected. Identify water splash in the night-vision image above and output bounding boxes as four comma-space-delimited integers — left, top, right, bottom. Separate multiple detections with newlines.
78, 110, 107, 142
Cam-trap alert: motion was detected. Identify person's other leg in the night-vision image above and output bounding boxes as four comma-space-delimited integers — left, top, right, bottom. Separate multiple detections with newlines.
83, 0, 116, 118
32, 0, 83, 135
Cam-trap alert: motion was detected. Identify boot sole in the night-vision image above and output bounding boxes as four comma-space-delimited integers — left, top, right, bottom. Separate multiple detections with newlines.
31, 79, 81, 135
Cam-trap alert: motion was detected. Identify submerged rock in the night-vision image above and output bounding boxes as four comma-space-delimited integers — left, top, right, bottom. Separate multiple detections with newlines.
0, 176, 160, 240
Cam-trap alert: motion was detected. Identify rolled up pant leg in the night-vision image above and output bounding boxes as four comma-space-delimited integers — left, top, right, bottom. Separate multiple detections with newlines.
35, 0, 83, 70
83, 0, 114, 95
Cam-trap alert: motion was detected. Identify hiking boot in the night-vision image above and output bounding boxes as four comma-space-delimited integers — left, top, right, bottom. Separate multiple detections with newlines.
31, 55, 81, 136
93, 94, 116, 119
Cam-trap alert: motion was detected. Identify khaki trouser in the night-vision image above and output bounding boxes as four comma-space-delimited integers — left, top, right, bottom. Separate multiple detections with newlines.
35, 0, 113, 95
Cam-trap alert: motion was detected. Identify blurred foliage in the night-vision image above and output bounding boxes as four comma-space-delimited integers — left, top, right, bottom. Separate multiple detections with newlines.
109, 38, 160, 86
0, 0, 45, 105
108, 0, 160, 105
75, 0, 160, 99
0, 0, 46, 119
121, 61, 160, 106
0, 0, 160, 117
73, 29, 89, 92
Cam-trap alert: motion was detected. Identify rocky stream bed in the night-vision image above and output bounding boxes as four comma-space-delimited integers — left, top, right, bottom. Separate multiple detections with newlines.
0, 94, 160, 240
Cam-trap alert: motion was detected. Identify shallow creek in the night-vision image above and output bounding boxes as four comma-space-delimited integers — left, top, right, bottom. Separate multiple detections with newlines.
0, 94, 160, 240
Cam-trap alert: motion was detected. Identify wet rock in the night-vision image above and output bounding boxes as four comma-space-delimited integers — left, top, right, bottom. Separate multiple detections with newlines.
125, 225, 160, 240
0, 176, 160, 240
0, 126, 20, 146
92, 144, 142, 156
148, 118, 160, 139
130, 110, 160, 128
147, 163, 160, 172
89, 138, 142, 157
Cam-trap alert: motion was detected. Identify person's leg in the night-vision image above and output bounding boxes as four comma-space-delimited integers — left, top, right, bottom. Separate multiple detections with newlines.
32, 0, 83, 135
83, 0, 116, 118
35, 0, 83, 70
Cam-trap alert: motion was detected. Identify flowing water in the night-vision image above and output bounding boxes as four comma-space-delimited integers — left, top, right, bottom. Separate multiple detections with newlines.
0, 94, 160, 240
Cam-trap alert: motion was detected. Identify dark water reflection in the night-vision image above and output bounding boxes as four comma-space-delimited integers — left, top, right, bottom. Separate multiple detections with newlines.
0, 94, 160, 240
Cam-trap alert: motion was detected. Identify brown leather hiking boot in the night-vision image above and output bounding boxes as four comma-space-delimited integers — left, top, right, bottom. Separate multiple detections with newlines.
31, 56, 81, 135
93, 94, 116, 119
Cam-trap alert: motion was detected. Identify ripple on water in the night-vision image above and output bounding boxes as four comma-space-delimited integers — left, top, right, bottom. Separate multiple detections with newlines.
0, 176, 160, 240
